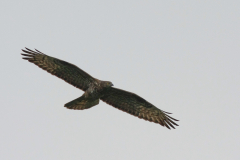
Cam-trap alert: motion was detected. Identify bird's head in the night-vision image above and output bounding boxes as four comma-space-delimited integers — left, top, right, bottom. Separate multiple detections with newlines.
102, 81, 114, 88
107, 81, 114, 87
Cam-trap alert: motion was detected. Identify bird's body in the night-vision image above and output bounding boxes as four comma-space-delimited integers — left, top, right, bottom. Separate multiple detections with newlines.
21, 48, 179, 129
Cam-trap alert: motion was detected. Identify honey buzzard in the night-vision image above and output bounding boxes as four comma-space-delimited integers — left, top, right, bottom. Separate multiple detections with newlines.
21, 48, 179, 129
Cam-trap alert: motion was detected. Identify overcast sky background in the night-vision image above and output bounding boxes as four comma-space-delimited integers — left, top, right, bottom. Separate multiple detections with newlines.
1, 1, 239, 159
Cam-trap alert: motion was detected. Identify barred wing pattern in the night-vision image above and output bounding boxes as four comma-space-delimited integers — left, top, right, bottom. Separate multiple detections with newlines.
21, 48, 95, 91
101, 88, 179, 129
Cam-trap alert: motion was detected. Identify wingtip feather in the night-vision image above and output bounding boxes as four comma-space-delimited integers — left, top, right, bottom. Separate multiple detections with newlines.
34, 48, 44, 54
22, 57, 32, 60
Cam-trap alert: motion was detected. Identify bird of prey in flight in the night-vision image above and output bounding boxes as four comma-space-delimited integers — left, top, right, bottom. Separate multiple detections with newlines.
21, 48, 179, 129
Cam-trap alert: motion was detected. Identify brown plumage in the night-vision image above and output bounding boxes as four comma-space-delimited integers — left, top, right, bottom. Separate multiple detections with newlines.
21, 48, 179, 129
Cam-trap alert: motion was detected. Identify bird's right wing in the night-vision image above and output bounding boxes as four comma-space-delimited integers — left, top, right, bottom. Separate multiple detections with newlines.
21, 48, 96, 91
101, 87, 179, 129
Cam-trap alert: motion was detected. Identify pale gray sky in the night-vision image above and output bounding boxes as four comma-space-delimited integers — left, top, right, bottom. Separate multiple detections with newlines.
1, 1, 239, 159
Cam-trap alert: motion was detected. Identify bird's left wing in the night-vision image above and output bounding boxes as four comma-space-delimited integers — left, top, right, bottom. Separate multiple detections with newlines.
100, 87, 179, 129
21, 48, 96, 91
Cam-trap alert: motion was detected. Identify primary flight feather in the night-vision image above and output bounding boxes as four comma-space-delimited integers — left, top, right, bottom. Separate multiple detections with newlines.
21, 48, 179, 129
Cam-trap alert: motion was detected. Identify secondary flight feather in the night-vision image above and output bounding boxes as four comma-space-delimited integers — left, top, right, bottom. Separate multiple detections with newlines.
21, 48, 179, 129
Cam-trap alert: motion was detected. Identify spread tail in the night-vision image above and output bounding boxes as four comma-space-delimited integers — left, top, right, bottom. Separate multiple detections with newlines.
64, 95, 99, 110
